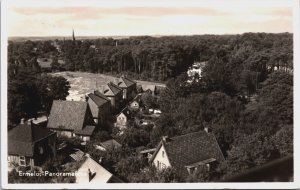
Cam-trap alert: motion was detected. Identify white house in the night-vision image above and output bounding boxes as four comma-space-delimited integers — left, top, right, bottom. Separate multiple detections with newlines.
149, 129, 224, 177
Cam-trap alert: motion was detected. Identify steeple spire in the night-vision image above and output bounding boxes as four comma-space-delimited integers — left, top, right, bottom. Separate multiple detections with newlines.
72, 29, 75, 41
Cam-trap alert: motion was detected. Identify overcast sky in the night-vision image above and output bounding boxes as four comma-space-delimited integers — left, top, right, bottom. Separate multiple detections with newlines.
6, 0, 293, 36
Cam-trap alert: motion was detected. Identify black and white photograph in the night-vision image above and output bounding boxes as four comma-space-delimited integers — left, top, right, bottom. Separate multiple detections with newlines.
1, 0, 299, 189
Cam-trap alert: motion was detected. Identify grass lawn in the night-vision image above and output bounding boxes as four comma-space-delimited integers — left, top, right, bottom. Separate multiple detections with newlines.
51, 71, 166, 101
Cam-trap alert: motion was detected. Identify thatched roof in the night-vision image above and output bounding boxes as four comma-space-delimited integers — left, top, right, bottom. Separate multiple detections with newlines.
94, 90, 110, 101
88, 93, 108, 107
116, 77, 136, 88
107, 82, 122, 95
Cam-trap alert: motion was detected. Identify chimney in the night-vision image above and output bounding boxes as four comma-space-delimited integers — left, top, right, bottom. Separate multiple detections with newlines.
20, 118, 25, 124
162, 136, 168, 142
204, 127, 211, 133
27, 119, 33, 126
99, 157, 103, 164
88, 169, 92, 182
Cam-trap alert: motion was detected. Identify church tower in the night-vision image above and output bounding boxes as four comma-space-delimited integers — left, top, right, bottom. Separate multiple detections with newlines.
72, 29, 76, 41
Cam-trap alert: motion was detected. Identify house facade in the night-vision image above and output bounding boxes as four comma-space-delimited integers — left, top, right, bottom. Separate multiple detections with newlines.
140, 84, 158, 95
8, 120, 57, 167
114, 77, 137, 101
150, 130, 225, 178
47, 100, 96, 141
129, 100, 140, 111
37, 58, 53, 72
87, 90, 111, 124
115, 108, 132, 130
100, 82, 123, 113
152, 143, 171, 170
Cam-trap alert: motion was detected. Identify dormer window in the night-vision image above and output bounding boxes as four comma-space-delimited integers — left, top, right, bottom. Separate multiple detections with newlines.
206, 163, 210, 171
39, 146, 44, 154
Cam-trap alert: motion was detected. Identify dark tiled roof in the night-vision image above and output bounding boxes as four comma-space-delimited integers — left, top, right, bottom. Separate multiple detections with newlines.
74, 125, 96, 136
117, 107, 132, 118
70, 149, 85, 161
107, 82, 122, 95
150, 131, 224, 177
142, 85, 156, 92
100, 139, 122, 150
88, 93, 108, 107
47, 100, 89, 131
118, 77, 136, 87
94, 90, 110, 101
8, 123, 55, 156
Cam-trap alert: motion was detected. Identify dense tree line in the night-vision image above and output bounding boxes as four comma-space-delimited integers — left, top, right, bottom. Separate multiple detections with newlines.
153, 69, 293, 181
8, 33, 292, 83
8, 67, 70, 128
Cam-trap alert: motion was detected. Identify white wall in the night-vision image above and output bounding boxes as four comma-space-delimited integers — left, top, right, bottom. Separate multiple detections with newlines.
152, 144, 171, 170
117, 113, 127, 126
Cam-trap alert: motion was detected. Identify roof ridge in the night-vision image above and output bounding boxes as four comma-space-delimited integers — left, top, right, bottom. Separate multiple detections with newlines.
94, 90, 109, 101
53, 99, 87, 104
170, 131, 207, 140
109, 82, 122, 90
122, 76, 136, 84
88, 93, 108, 104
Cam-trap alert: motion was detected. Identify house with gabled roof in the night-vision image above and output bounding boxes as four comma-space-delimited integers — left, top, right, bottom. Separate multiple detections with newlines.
37, 58, 53, 72
100, 82, 123, 112
87, 90, 111, 124
99, 139, 122, 151
149, 129, 225, 178
140, 84, 157, 95
47, 100, 96, 141
114, 76, 137, 101
129, 94, 142, 111
8, 119, 57, 167
115, 107, 132, 130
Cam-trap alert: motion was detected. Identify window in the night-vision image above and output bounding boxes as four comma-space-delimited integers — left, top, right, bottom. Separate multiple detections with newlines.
161, 163, 166, 170
157, 161, 161, 169
39, 146, 44, 154
187, 167, 195, 174
162, 151, 165, 158
19, 156, 26, 166
206, 163, 210, 171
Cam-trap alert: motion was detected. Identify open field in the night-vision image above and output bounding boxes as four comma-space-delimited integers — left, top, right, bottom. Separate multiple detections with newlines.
51, 72, 166, 101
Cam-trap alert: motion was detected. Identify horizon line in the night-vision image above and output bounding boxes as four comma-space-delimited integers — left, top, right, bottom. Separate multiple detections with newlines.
8, 32, 293, 38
